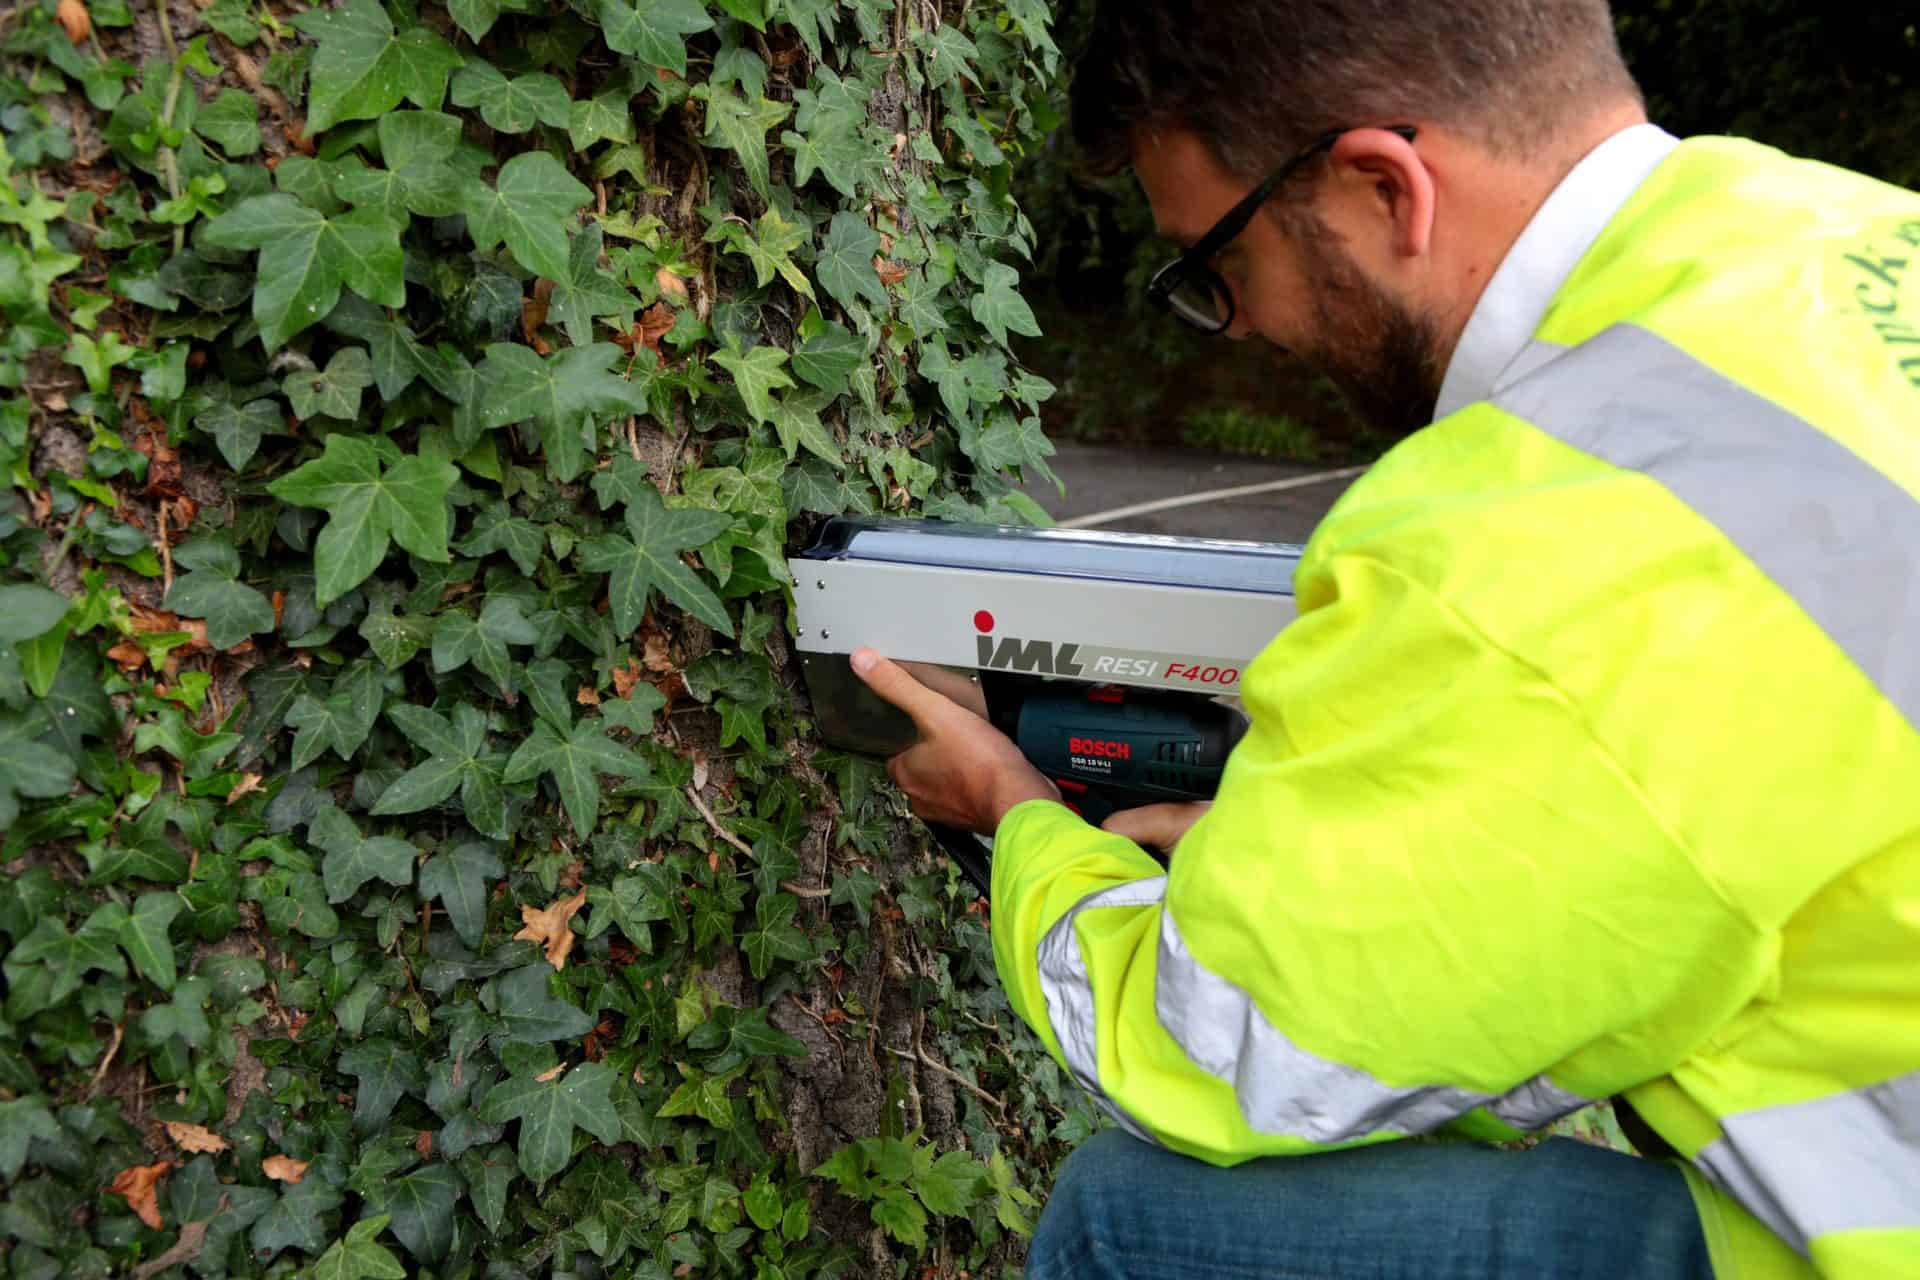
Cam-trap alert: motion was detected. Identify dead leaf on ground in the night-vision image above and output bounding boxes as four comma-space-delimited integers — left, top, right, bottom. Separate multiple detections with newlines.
107, 1161, 171, 1229
262, 1155, 308, 1184
535, 1063, 566, 1082
655, 269, 688, 299
640, 629, 673, 672
611, 657, 644, 697
107, 638, 149, 673
163, 1121, 228, 1154
513, 890, 588, 969
575, 685, 601, 706
414, 1130, 433, 1157
226, 773, 264, 804
874, 257, 908, 287
637, 302, 675, 354
56, 0, 89, 42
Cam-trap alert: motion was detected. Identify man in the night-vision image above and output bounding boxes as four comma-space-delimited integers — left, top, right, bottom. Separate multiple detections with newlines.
852, 1, 1920, 1276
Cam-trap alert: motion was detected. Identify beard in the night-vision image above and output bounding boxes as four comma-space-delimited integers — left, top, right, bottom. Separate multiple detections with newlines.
1288, 222, 1447, 443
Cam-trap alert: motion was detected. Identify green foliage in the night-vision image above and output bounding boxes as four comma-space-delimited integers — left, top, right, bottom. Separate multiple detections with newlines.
1, 0, 1073, 1272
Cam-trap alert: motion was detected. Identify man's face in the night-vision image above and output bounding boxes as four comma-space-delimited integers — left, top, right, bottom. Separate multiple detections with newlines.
1132, 127, 1445, 439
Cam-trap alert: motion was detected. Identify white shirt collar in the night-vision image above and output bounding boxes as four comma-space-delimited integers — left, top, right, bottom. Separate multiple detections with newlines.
1432, 123, 1680, 420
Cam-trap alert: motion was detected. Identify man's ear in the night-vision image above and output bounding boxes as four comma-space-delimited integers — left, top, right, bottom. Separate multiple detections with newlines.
1328, 126, 1435, 260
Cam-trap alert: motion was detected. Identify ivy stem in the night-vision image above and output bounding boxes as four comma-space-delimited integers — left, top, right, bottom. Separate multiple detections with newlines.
154, 0, 186, 254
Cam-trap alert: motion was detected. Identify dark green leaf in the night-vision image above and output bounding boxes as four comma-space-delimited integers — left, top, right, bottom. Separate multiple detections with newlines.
970, 261, 1041, 345
547, 226, 638, 347
118, 892, 182, 991
815, 212, 886, 311
293, 0, 463, 132
268, 435, 456, 604
488, 962, 596, 1043
368, 1163, 461, 1262
285, 346, 375, 420
576, 486, 733, 636
311, 1212, 408, 1280
419, 841, 503, 946
310, 805, 417, 902
449, 61, 571, 134
597, 0, 712, 75
503, 716, 649, 837
202, 195, 405, 351
339, 1037, 428, 1132
477, 1061, 621, 1185
0, 585, 68, 642
460, 151, 592, 281
700, 86, 789, 205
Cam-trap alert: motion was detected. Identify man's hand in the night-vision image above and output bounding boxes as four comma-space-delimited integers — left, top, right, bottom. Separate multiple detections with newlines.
1102, 802, 1211, 850
850, 648, 1059, 835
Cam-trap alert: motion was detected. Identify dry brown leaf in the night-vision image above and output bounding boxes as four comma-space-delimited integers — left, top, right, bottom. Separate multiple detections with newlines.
226, 773, 264, 804
414, 1130, 434, 1157
874, 257, 908, 287
575, 685, 601, 706
521, 280, 553, 344
655, 269, 688, 298
513, 890, 588, 969
640, 630, 672, 672
262, 1155, 308, 1184
107, 639, 149, 673
636, 303, 675, 354
163, 1121, 228, 1154
535, 1063, 566, 1082
611, 657, 645, 696
56, 0, 90, 43
108, 1161, 171, 1229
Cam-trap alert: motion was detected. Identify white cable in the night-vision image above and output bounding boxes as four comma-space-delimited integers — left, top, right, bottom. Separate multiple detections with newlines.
1056, 465, 1370, 530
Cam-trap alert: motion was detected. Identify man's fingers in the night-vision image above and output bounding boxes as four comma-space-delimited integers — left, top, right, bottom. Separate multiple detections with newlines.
1101, 801, 1211, 850
851, 648, 954, 725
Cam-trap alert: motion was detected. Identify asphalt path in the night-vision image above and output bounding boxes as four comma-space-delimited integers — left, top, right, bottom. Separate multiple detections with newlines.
1020, 443, 1363, 545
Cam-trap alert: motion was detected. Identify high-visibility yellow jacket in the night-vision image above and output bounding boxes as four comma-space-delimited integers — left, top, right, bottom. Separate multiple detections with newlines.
991, 136, 1920, 1280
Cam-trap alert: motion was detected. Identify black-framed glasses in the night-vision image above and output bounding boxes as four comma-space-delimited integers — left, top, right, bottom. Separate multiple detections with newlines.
1146, 125, 1418, 335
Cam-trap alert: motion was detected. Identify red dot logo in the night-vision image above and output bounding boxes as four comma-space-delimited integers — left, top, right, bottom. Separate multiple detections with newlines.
973, 610, 994, 633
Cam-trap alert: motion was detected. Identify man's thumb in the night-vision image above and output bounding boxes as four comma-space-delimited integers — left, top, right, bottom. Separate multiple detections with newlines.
850, 648, 942, 724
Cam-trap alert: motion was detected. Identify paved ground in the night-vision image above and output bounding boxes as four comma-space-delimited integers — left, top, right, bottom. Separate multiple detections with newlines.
1018, 443, 1363, 544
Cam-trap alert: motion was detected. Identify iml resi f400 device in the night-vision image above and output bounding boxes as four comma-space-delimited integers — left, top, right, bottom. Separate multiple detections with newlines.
793, 518, 1302, 892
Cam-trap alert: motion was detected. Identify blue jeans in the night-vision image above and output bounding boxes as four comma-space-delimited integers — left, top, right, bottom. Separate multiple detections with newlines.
1027, 1130, 1712, 1279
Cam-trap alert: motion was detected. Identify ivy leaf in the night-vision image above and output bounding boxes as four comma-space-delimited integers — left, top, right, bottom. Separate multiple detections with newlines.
358, 596, 434, 669
367, 1163, 461, 1262
576, 487, 734, 636
872, 1186, 929, 1249
970, 261, 1041, 346
0, 1097, 62, 1183
326, 295, 449, 402
284, 662, 384, 770
770, 387, 845, 469
567, 86, 635, 151
0, 709, 77, 831
419, 841, 504, 946
976, 409, 1058, 483
742, 894, 811, 979
285, 347, 374, 420
431, 596, 537, 698
309, 805, 417, 903
701, 86, 789, 205
722, 206, 812, 297
197, 87, 261, 156
476, 341, 649, 481
194, 391, 279, 471
477, 1061, 621, 1186
268, 435, 457, 605
460, 151, 591, 282
783, 76, 870, 198
710, 343, 794, 426
546, 226, 638, 347
293, 0, 463, 133
163, 538, 276, 649
911, 1150, 983, 1215
310, 1213, 407, 1280
3, 910, 125, 1015
457, 499, 546, 577
488, 963, 596, 1043
503, 716, 650, 838
596, 0, 712, 75
449, 62, 571, 134
376, 703, 509, 837
119, 892, 183, 992
338, 1037, 427, 1132
792, 320, 863, 395
251, 1174, 347, 1260
202, 195, 405, 351
815, 211, 886, 311
0, 584, 68, 642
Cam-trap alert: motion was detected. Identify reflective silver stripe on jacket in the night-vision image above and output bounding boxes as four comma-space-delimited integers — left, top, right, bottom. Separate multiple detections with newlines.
1693, 1070, 1920, 1253
1154, 908, 1590, 1142
1035, 877, 1168, 1144
1495, 322, 1920, 734
1039, 878, 1589, 1144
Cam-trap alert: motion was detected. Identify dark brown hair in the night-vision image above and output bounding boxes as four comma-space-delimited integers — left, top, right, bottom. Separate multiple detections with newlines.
1072, 0, 1642, 178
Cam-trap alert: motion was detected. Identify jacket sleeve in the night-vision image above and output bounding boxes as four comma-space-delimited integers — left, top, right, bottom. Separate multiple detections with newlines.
988, 549, 1771, 1165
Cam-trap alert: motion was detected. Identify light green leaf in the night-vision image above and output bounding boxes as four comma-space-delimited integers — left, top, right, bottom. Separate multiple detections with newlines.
202, 195, 405, 351
267, 435, 456, 604
310, 1213, 408, 1280
567, 86, 635, 151
770, 386, 845, 468
815, 211, 886, 311
119, 892, 183, 991
476, 341, 648, 481
872, 1186, 928, 1249
970, 260, 1041, 346
284, 347, 374, 421
596, 0, 712, 75
575, 486, 734, 636
197, 88, 261, 155
449, 61, 571, 134
503, 716, 649, 838
292, 0, 463, 133
701, 86, 789, 205
710, 344, 794, 426
460, 151, 592, 281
